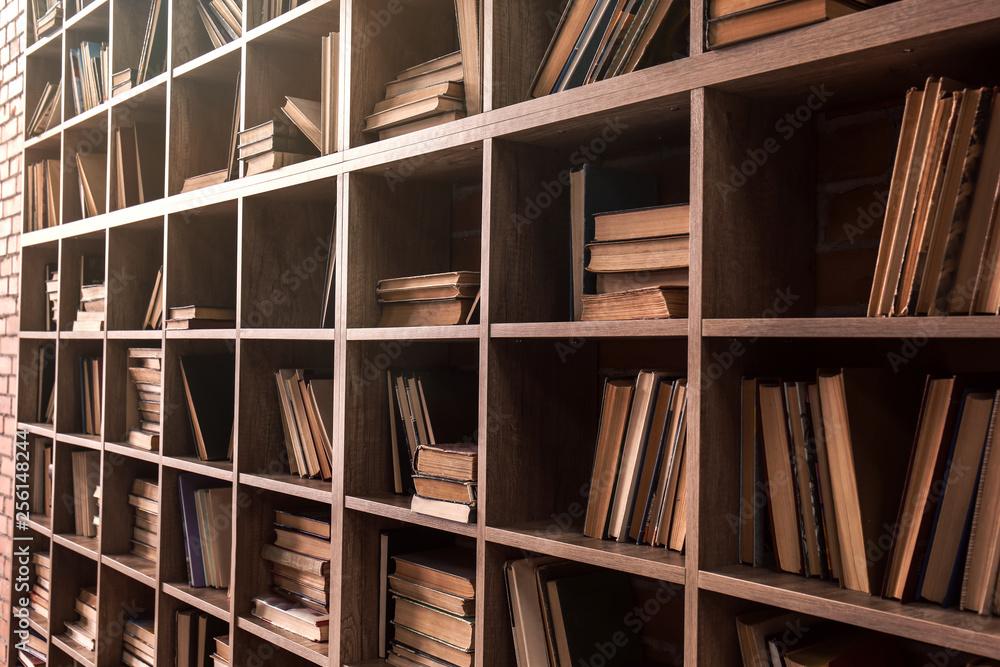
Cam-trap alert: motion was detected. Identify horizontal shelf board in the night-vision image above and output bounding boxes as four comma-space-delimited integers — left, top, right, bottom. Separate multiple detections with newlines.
239, 328, 336, 340
700, 565, 1000, 659
51, 633, 96, 667
107, 329, 162, 340
55, 433, 101, 450
485, 524, 686, 584
24, 125, 61, 150
62, 102, 108, 133
105, 441, 160, 464
247, 0, 341, 47
237, 615, 329, 665
491, 320, 689, 339
162, 456, 234, 481
173, 40, 242, 82
346, 325, 482, 341
52, 533, 98, 560
102, 553, 157, 588
347, 661, 388, 667
110, 72, 168, 110
164, 328, 237, 340
27, 610, 47, 637
703, 317, 1000, 338
18, 331, 57, 339
162, 582, 231, 622
58, 330, 104, 340
345, 495, 478, 538
17, 423, 55, 437
26, 513, 52, 536
239, 473, 333, 504
25, 29, 62, 58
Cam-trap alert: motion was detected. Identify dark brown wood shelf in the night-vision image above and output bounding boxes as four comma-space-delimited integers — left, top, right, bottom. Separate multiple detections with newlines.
345, 495, 478, 538
491, 320, 689, 339
26, 513, 51, 536
239, 473, 332, 504
161, 456, 234, 481
162, 583, 231, 623
55, 434, 102, 450
105, 441, 160, 464
703, 317, 1000, 338
51, 633, 96, 667
102, 553, 157, 588
345, 325, 482, 341
236, 615, 329, 665
52, 534, 99, 560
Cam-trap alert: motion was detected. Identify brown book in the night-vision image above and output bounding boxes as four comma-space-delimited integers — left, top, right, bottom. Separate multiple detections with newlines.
388, 574, 474, 617
378, 283, 481, 303
275, 510, 330, 539
410, 495, 475, 523
64, 621, 95, 650
651, 381, 688, 548
411, 475, 476, 504
391, 625, 473, 667
76, 152, 108, 218
271, 572, 329, 604
393, 597, 474, 650
375, 82, 466, 114
271, 562, 330, 591
243, 150, 312, 178
169, 305, 236, 321
273, 527, 331, 561
240, 119, 305, 145
238, 133, 316, 160
707, 0, 863, 49
962, 391, 1000, 614
179, 168, 227, 194
583, 378, 635, 538
261, 544, 330, 576
413, 443, 477, 481
378, 272, 480, 292
365, 95, 466, 132
131, 540, 157, 560
379, 111, 466, 140
378, 299, 475, 327
214, 634, 230, 662
581, 286, 688, 321
593, 204, 690, 241
252, 595, 328, 642
585, 236, 690, 272
392, 549, 475, 598
282, 97, 322, 151
758, 381, 802, 574
386, 64, 464, 99
594, 268, 689, 293
626, 378, 674, 541
785, 382, 821, 577
530, 0, 600, 97
395, 51, 462, 82
128, 494, 158, 514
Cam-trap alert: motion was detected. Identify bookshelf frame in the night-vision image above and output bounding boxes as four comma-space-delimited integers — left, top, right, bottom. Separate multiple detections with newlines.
12, 0, 1000, 664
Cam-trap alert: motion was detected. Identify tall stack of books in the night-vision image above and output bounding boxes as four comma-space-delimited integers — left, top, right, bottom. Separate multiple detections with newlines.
869, 80, 1000, 317
581, 204, 691, 321
25, 161, 59, 232
27, 552, 50, 620
377, 272, 480, 327
17, 629, 46, 666
196, 0, 242, 47
129, 478, 159, 562
127, 348, 163, 450
27, 82, 60, 137
73, 282, 105, 331
583, 373, 689, 550
65, 587, 98, 651
68, 41, 108, 115
32, 0, 62, 39
211, 634, 230, 667
44, 266, 58, 329
122, 618, 156, 667
165, 305, 235, 330
707, 0, 868, 49
274, 369, 333, 480
365, 53, 467, 140
238, 119, 317, 178
72, 449, 100, 535
78, 356, 102, 435
388, 547, 476, 667
256, 510, 331, 642
176, 609, 228, 667
410, 443, 477, 524
178, 474, 232, 589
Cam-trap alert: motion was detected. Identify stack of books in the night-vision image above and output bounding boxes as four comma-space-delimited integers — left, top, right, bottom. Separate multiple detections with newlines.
179, 355, 235, 462
17, 630, 46, 666
129, 478, 159, 562
178, 474, 232, 589
25, 161, 59, 232
142, 267, 163, 330
27, 552, 50, 620
365, 52, 467, 140
122, 618, 156, 667
583, 373, 689, 550
44, 265, 58, 329
165, 305, 235, 330
27, 82, 60, 137
127, 348, 163, 450
176, 609, 228, 667
68, 41, 108, 115
870, 79, 1000, 317
238, 119, 317, 179
77, 356, 102, 435
111, 68, 134, 96
32, 0, 62, 39
72, 449, 100, 535
196, 0, 243, 48
73, 282, 105, 331
27, 439, 52, 517
377, 271, 481, 327
531, 0, 688, 98
64, 587, 98, 651
258, 511, 331, 641
707, 0, 867, 49
274, 369, 333, 480
581, 204, 691, 321
388, 547, 476, 667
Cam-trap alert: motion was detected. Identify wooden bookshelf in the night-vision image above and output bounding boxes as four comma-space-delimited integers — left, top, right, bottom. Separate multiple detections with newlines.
11, 0, 1000, 664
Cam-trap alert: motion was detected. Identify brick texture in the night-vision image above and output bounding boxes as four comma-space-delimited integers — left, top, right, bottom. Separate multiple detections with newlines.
0, 1, 24, 664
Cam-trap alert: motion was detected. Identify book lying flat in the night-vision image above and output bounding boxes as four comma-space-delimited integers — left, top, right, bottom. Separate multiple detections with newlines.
581, 286, 689, 321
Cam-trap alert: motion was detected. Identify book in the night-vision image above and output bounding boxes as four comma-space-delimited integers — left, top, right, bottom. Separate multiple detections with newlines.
593, 203, 691, 241
282, 97, 322, 151
454, 0, 481, 115
391, 626, 473, 667
169, 305, 237, 321
71, 450, 99, 537
252, 595, 329, 642
581, 285, 688, 320
243, 150, 312, 178
393, 549, 475, 599
379, 111, 466, 141
414, 443, 477, 481
583, 378, 635, 538
707, 0, 864, 49
180, 168, 227, 193
177, 473, 228, 588
365, 94, 466, 133
378, 299, 476, 327
585, 235, 690, 272
410, 495, 475, 523
385, 63, 464, 99
378, 272, 480, 292
393, 596, 474, 650
961, 391, 1000, 614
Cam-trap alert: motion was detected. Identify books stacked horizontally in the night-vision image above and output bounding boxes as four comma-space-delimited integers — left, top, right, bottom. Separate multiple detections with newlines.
268, 510, 331, 612
260, 513, 331, 640
25, 161, 59, 232
238, 118, 318, 179
365, 52, 467, 140
27, 439, 52, 518
27, 552, 50, 620
32, 0, 62, 39
708, 0, 869, 49
129, 478, 159, 562
197, 0, 243, 48
531, 0, 688, 98
869, 79, 1000, 317
178, 474, 233, 589
166, 305, 235, 330
73, 281, 105, 331
584, 373, 688, 550
389, 548, 475, 667
127, 348, 163, 450
64, 587, 98, 652
77, 356, 102, 436
27, 82, 60, 137
69, 41, 108, 115
377, 272, 481, 327
17, 629, 46, 666
113, 124, 166, 209
275, 369, 333, 480
505, 558, 645, 667
180, 355, 235, 462
142, 267, 163, 330
44, 265, 58, 329
582, 204, 690, 320
111, 68, 134, 96
176, 609, 228, 667
122, 618, 156, 667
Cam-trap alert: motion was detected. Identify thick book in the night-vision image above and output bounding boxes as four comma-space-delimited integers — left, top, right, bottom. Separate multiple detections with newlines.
410, 495, 475, 523
392, 596, 474, 650
758, 380, 803, 574
581, 286, 688, 320
707, 0, 864, 48
413, 443, 477, 481
393, 548, 475, 599
252, 595, 329, 642
378, 299, 475, 327
583, 378, 635, 538
364, 95, 466, 132
592, 203, 690, 241
282, 97, 322, 151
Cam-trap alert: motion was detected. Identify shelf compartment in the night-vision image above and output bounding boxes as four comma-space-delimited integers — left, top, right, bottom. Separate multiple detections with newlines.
17, 339, 56, 429
47, 544, 98, 665
101, 553, 157, 589
111, 0, 167, 92
701, 564, 1000, 660
162, 582, 232, 622
239, 472, 333, 504
98, 454, 158, 559
241, 185, 337, 329
236, 616, 329, 665
65, 0, 109, 30
103, 338, 162, 458
345, 494, 477, 538
24, 47, 63, 144
165, 204, 237, 318
168, 70, 241, 195
57, 230, 106, 330
97, 564, 157, 667
54, 338, 104, 440
62, 8, 111, 127
107, 219, 164, 330
109, 102, 167, 213
172, 0, 242, 72
485, 524, 686, 584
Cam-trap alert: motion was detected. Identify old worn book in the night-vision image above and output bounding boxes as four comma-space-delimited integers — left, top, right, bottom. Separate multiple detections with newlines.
586, 235, 690, 272
961, 391, 1000, 614
238, 133, 317, 160
413, 443, 477, 481
388, 574, 473, 617
169, 305, 236, 321
252, 595, 329, 642
282, 97, 322, 151
583, 378, 635, 538
76, 152, 107, 218
275, 510, 330, 539
127, 429, 159, 451
592, 203, 691, 241
378, 299, 475, 327
758, 381, 803, 574
530, 0, 601, 97
378, 272, 480, 292
179, 168, 227, 194
393, 597, 474, 650
262, 544, 331, 576
959, 91, 1000, 314
274, 527, 331, 561
412, 476, 475, 504
375, 82, 466, 114
707, 0, 863, 48
393, 549, 475, 598
365, 95, 466, 132
379, 111, 466, 141
386, 64, 464, 99
391, 626, 472, 667
410, 495, 475, 523
243, 150, 312, 178
581, 285, 688, 320
396, 51, 463, 81
378, 283, 480, 303
240, 119, 305, 145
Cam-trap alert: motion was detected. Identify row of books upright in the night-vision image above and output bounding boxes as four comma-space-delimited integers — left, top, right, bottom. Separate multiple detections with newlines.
178, 473, 233, 589
274, 368, 334, 480
869, 79, 1000, 317
742, 370, 1000, 616
78, 356, 103, 435
197, 0, 243, 48
24, 160, 59, 232
69, 41, 108, 115
176, 610, 228, 667
583, 372, 689, 550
